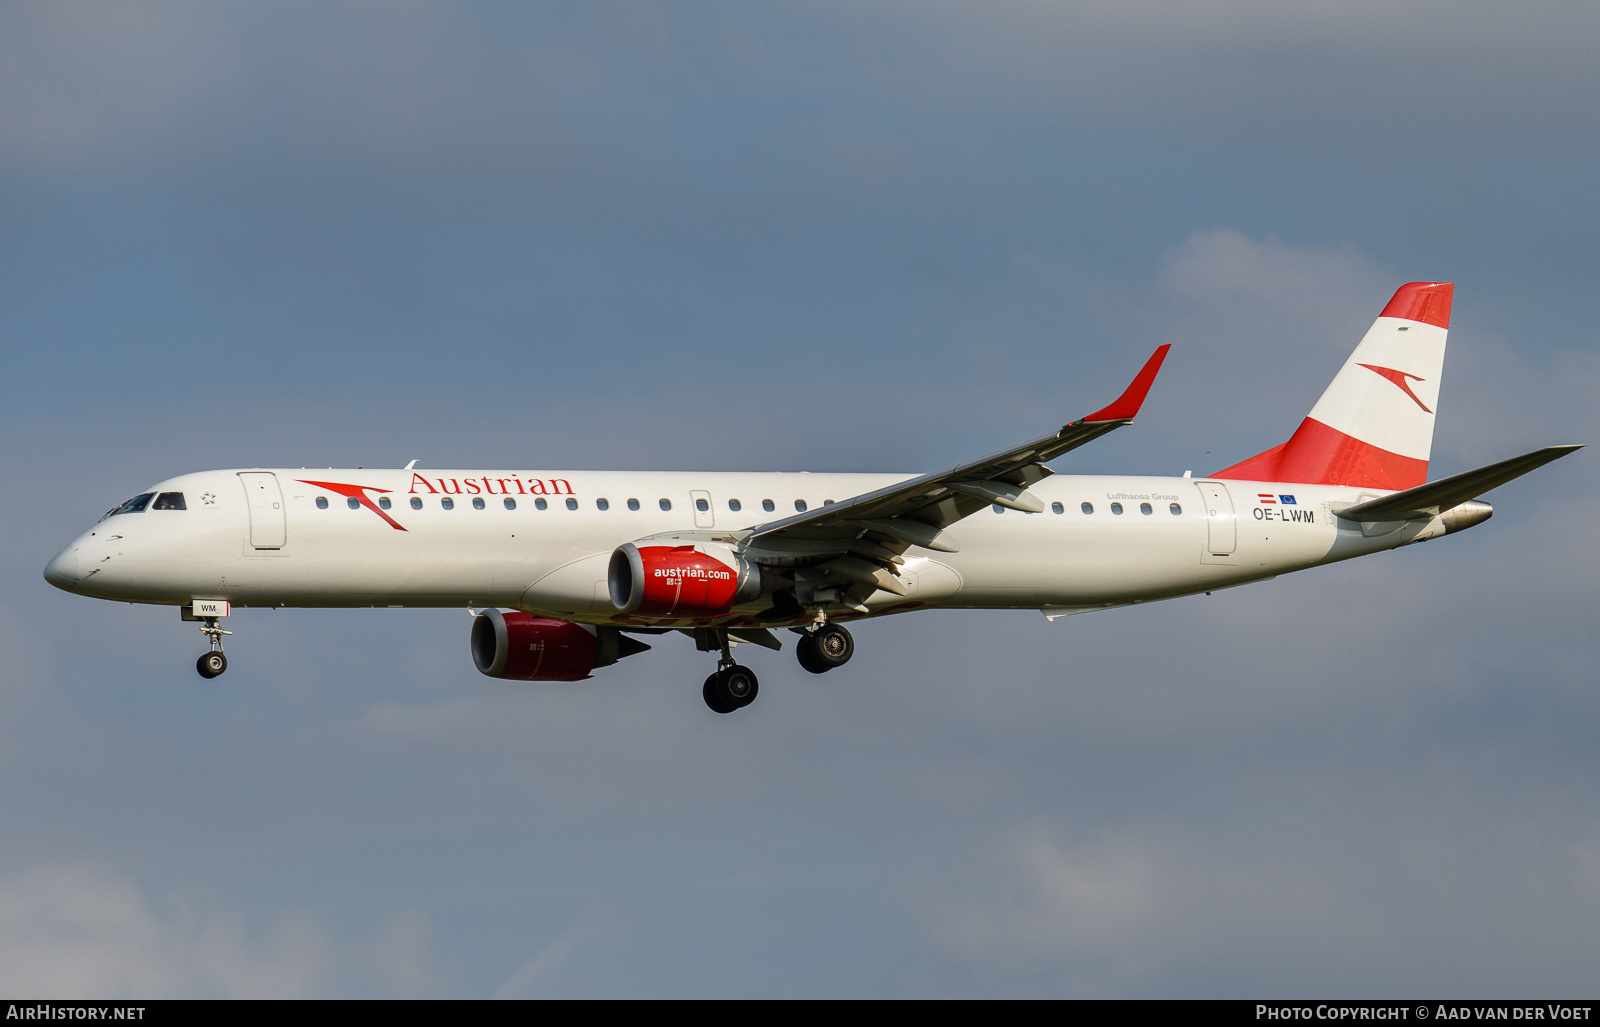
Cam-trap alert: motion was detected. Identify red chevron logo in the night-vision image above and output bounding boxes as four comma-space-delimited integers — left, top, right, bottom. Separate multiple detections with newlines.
1357, 363, 1433, 413
297, 479, 408, 530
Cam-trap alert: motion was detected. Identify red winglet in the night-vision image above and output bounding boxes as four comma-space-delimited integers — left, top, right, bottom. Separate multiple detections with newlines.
1379, 282, 1453, 328
1084, 344, 1171, 423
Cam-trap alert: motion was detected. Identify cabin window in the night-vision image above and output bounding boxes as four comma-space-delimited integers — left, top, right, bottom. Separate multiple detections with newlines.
316, 497, 329, 510
695, 498, 709, 513
472, 498, 485, 510
1110, 502, 1124, 515
348, 497, 361, 510
1140, 502, 1153, 515
152, 492, 186, 510
410, 497, 422, 510
762, 499, 775, 512
728, 499, 741, 512
565, 497, 579, 511
597, 498, 610, 511
794, 499, 807, 512
659, 499, 672, 511
441, 498, 454, 510
535, 498, 548, 510
1081, 502, 1093, 515
1051, 502, 1064, 514
504, 498, 516, 510
627, 498, 640, 511
1170, 503, 1182, 515
823, 499, 834, 506
377, 496, 391, 510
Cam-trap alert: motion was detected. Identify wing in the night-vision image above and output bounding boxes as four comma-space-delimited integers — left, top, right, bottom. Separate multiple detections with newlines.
736, 345, 1171, 599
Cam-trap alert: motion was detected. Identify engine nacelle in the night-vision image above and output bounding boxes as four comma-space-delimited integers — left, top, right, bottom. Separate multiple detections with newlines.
608, 542, 769, 617
470, 610, 648, 681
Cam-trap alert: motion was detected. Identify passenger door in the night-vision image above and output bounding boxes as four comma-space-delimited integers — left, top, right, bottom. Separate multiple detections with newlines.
239, 472, 287, 549
1195, 481, 1237, 558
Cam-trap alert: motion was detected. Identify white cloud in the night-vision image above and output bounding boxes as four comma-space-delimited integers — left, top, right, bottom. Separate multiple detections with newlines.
352, 909, 444, 999
0, 866, 439, 998
909, 798, 1600, 997
494, 919, 601, 1000
914, 833, 1156, 969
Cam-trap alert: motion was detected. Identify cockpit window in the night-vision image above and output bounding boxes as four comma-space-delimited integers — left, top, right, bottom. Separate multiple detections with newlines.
152, 492, 187, 510
104, 493, 155, 519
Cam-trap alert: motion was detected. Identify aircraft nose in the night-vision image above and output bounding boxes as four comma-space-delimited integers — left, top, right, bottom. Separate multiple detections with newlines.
43, 546, 81, 589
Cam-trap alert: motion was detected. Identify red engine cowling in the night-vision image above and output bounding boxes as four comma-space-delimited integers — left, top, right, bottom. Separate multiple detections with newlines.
608, 542, 767, 617
471, 610, 649, 681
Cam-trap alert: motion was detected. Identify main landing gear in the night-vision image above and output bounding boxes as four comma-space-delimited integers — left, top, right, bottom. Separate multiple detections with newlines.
703, 664, 758, 714
697, 627, 760, 714
195, 616, 230, 679
796, 616, 854, 675
693, 613, 855, 713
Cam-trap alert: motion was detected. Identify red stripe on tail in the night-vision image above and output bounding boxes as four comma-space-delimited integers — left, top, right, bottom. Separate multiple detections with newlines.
1211, 418, 1428, 490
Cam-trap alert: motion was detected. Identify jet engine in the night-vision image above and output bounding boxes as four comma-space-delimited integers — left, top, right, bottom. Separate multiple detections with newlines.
470, 609, 649, 681
608, 542, 776, 618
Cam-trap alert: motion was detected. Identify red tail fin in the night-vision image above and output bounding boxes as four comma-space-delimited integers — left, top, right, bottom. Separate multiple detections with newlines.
1213, 283, 1451, 489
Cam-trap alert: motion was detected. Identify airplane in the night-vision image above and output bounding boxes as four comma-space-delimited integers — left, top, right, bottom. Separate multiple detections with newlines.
43, 283, 1581, 714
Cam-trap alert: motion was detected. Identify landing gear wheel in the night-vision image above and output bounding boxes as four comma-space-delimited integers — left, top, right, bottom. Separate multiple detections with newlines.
811, 624, 854, 669
703, 674, 735, 714
197, 651, 228, 679
796, 633, 831, 674
722, 665, 758, 707
703, 666, 759, 713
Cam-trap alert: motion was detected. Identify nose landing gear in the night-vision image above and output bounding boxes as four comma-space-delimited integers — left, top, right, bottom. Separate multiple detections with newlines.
195, 616, 231, 679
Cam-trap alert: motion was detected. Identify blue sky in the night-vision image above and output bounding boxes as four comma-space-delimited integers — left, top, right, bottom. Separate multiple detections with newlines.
1, 1, 1596, 996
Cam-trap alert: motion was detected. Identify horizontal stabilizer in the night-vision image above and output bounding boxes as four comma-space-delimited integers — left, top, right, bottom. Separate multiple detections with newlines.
1337, 445, 1583, 521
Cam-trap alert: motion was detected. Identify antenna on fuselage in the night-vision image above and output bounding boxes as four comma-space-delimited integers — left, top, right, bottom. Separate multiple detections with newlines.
404, 459, 418, 470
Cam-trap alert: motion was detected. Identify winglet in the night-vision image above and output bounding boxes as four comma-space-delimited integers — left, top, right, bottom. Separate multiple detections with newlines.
1084, 345, 1171, 423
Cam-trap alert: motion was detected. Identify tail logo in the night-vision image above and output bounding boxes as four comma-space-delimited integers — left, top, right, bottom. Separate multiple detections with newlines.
1357, 363, 1433, 413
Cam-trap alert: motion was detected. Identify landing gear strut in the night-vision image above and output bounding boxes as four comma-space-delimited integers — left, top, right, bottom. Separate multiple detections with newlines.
195, 616, 230, 679
699, 628, 759, 714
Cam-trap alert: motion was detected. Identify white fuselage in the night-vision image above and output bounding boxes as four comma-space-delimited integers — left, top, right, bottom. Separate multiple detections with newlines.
44, 467, 1445, 628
